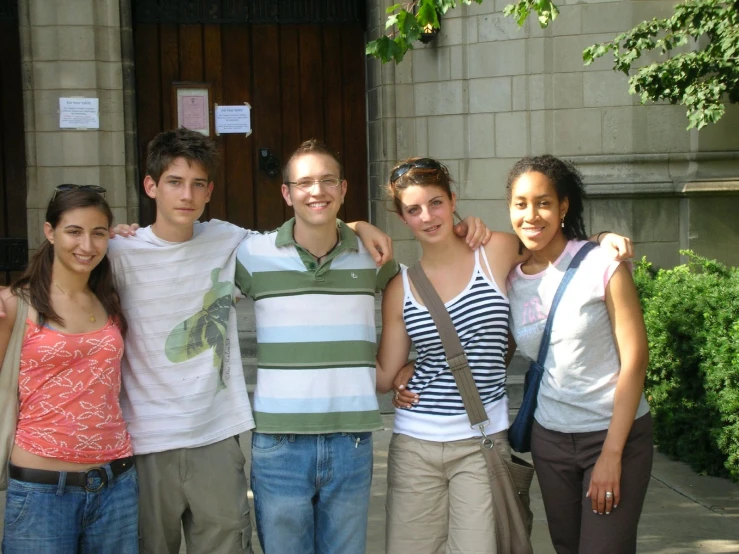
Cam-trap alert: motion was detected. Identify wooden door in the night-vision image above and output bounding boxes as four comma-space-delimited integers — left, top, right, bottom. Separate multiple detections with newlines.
133, 1, 368, 231
0, 1, 27, 284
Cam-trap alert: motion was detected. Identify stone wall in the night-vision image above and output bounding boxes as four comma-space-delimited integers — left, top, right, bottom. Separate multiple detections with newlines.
365, 0, 739, 268
19, 0, 136, 251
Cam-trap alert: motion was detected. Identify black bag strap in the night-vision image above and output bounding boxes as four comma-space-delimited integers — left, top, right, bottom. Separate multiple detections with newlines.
534, 242, 596, 366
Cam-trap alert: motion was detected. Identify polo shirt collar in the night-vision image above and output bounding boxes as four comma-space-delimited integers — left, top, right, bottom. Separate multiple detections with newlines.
275, 218, 359, 252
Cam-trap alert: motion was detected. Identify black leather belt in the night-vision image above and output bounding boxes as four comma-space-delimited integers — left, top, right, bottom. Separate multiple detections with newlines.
9, 456, 134, 492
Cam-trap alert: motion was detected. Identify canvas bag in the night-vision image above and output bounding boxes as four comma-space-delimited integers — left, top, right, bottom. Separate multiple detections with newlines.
508, 241, 596, 453
0, 294, 29, 490
407, 264, 535, 554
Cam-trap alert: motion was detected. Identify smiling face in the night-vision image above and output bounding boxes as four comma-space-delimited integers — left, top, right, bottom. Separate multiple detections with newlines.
398, 184, 456, 244
44, 206, 110, 276
144, 156, 214, 241
509, 171, 569, 255
281, 152, 347, 231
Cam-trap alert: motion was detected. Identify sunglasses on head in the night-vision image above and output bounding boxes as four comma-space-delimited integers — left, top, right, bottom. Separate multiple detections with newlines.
389, 158, 442, 183
51, 184, 107, 203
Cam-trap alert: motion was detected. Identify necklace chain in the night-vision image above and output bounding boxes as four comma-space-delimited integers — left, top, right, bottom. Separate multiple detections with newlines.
300, 231, 341, 261
52, 281, 96, 323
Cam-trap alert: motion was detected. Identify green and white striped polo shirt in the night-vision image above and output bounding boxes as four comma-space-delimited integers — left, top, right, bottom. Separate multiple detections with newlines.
235, 219, 399, 434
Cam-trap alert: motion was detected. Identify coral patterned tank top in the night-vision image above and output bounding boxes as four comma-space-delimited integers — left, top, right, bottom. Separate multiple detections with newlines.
14, 318, 133, 463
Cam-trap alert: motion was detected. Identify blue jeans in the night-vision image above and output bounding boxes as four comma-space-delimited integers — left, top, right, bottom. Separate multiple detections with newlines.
2, 464, 139, 554
250, 432, 373, 554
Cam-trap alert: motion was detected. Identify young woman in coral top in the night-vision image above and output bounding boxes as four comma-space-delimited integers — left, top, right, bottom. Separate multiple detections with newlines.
0, 186, 137, 554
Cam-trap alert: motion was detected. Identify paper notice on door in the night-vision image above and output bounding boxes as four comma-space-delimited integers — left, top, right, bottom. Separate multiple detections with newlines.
182, 96, 207, 129
59, 97, 99, 129
215, 105, 251, 135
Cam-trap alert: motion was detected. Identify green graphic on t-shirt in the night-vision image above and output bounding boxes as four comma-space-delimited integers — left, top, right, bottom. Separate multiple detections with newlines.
165, 268, 233, 389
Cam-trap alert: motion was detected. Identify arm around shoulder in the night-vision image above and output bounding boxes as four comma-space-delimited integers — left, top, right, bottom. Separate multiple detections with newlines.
483, 232, 527, 289
376, 273, 412, 393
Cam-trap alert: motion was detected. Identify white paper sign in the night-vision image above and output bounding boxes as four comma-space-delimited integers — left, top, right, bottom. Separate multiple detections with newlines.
215, 105, 251, 135
59, 98, 99, 129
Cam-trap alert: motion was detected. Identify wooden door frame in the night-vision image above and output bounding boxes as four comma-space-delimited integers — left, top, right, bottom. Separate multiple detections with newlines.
0, 0, 27, 283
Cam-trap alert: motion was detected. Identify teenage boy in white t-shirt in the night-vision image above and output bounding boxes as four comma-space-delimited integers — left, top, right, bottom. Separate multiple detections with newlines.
105, 129, 396, 554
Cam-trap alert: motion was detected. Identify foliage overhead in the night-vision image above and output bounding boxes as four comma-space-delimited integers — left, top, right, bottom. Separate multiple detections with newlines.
583, 0, 739, 130
367, 1, 474, 63
368, 0, 738, 129
366, 0, 558, 63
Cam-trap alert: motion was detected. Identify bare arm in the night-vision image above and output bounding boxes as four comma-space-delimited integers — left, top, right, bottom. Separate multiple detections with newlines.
587, 263, 649, 514
482, 232, 528, 294
376, 274, 412, 393
347, 221, 393, 266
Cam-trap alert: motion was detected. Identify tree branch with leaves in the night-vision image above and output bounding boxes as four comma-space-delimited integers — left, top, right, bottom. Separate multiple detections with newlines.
368, 0, 738, 129
584, 0, 739, 130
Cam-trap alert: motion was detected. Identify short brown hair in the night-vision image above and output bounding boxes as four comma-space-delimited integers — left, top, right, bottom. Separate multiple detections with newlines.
283, 139, 343, 182
146, 128, 219, 184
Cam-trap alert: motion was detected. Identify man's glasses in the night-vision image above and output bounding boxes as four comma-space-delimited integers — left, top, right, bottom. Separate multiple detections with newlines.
390, 158, 442, 183
51, 184, 106, 203
286, 178, 342, 190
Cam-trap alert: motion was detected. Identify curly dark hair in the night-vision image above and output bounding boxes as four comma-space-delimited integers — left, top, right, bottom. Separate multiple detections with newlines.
506, 155, 587, 241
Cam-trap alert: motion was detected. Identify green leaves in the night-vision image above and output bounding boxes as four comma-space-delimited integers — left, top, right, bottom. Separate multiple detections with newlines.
367, 0, 485, 63
584, 0, 739, 129
503, 0, 559, 28
635, 252, 739, 481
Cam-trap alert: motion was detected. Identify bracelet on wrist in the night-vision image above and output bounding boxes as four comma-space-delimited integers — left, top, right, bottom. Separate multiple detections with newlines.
596, 231, 611, 245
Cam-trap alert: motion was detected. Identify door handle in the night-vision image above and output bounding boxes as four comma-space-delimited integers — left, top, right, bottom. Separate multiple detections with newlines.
259, 148, 281, 178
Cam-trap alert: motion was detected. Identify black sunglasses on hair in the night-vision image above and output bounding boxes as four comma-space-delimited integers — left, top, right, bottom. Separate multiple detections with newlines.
389, 158, 442, 183
51, 184, 107, 203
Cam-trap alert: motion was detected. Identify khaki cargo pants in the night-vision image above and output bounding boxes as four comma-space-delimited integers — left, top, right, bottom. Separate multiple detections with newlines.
136, 436, 253, 554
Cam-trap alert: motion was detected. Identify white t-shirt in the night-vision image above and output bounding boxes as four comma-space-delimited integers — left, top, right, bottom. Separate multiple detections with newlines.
507, 240, 650, 433
107, 220, 256, 454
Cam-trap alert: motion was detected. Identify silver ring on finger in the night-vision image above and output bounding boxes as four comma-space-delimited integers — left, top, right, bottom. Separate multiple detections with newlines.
605, 491, 613, 499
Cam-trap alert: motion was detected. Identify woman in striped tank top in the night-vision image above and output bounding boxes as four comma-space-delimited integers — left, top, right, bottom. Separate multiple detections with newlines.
376, 158, 530, 554
376, 158, 632, 554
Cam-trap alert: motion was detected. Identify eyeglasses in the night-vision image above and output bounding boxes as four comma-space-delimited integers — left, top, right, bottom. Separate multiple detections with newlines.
389, 158, 442, 183
286, 178, 342, 190
51, 184, 107, 203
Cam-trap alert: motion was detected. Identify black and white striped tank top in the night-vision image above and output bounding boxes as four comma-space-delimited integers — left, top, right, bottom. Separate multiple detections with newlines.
402, 248, 510, 416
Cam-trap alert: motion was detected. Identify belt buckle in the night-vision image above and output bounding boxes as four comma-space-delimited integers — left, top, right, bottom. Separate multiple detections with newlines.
84, 467, 107, 492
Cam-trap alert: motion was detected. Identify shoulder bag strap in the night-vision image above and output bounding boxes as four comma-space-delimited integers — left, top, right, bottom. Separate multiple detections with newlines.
534, 241, 596, 367
1, 294, 29, 381
408, 263, 488, 428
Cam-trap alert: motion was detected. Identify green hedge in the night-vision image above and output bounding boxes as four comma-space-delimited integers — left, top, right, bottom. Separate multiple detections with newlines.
634, 251, 739, 481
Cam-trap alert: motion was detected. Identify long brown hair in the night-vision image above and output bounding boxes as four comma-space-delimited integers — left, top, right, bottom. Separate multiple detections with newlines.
11, 188, 128, 336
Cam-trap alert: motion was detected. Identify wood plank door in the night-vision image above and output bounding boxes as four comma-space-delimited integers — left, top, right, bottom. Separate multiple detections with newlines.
0, 2, 28, 285
133, 2, 368, 232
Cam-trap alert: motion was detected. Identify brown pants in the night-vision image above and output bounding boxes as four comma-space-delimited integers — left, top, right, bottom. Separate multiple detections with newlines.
531, 413, 653, 554
136, 436, 253, 554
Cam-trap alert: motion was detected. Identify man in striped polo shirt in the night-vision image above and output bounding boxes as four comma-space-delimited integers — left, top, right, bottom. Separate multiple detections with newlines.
235, 139, 399, 554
